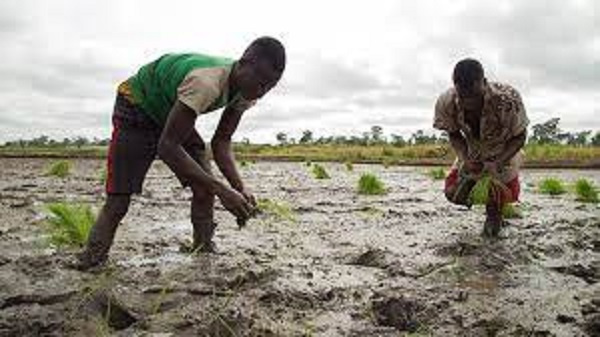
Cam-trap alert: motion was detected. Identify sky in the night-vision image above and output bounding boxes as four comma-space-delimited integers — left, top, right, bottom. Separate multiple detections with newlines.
0, 0, 598, 144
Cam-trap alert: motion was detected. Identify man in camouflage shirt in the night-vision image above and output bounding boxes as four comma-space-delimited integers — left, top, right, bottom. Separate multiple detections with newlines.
434, 58, 528, 237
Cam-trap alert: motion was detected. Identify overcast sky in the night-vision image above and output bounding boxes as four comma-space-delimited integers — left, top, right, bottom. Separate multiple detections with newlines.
0, 0, 598, 143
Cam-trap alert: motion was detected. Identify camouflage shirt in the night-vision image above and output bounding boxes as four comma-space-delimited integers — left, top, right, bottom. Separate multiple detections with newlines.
433, 82, 529, 182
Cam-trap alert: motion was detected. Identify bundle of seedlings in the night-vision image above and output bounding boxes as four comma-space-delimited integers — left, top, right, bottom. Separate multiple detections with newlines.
47, 160, 72, 178
311, 164, 330, 179
574, 178, 599, 203
538, 177, 567, 195
358, 173, 386, 195
469, 173, 511, 208
45, 202, 95, 247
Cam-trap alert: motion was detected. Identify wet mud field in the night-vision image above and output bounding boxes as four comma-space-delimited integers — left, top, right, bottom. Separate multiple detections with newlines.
0, 158, 599, 336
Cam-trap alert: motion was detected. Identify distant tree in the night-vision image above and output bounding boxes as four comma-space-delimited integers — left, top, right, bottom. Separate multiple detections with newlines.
299, 130, 313, 144
530, 118, 561, 144
73, 136, 89, 148
370, 125, 384, 144
410, 130, 437, 145
563, 130, 591, 146
591, 132, 600, 146
275, 132, 288, 145
390, 134, 407, 147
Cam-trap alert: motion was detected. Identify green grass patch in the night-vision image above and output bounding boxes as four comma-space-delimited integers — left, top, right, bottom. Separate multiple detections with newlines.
538, 178, 567, 195
47, 160, 72, 178
257, 198, 296, 222
45, 203, 95, 247
427, 167, 446, 180
358, 173, 386, 195
311, 164, 330, 179
574, 178, 599, 203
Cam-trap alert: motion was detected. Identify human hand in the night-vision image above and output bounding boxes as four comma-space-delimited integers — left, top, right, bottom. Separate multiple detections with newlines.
217, 187, 252, 220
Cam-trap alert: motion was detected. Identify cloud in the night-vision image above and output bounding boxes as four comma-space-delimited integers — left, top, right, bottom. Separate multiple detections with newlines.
0, 0, 597, 144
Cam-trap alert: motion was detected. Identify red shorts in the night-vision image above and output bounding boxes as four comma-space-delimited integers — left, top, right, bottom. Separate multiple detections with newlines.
445, 168, 520, 204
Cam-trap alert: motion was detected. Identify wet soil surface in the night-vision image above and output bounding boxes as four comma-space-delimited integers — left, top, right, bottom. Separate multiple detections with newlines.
0, 158, 598, 336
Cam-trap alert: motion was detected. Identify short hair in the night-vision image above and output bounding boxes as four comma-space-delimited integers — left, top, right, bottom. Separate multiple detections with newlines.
244, 36, 286, 74
452, 58, 484, 91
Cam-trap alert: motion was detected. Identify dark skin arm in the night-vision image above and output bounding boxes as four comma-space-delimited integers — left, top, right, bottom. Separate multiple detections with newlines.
449, 131, 482, 173
484, 131, 527, 174
157, 101, 252, 220
211, 105, 256, 207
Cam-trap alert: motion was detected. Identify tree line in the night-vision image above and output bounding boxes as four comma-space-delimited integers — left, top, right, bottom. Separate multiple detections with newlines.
2, 118, 599, 148
275, 118, 600, 147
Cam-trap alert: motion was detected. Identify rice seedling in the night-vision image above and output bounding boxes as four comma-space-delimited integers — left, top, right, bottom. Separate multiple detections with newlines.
45, 202, 95, 247
538, 177, 567, 195
47, 160, 72, 178
427, 167, 446, 180
239, 160, 249, 168
345, 161, 354, 171
469, 174, 510, 206
502, 203, 523, 219
574, 178, 598, 203
358, 173, 386, 195
382, 158, 394, 169
257, 198, 296, 222
311, 164, 330, 179
305, 160, 312, 167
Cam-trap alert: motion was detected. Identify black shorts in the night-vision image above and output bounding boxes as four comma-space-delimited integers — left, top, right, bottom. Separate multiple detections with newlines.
105, 93, 211, 195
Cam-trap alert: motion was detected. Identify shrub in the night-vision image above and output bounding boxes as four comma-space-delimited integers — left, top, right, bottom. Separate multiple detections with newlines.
538, 178, 567, 195
312, 164, 330, 179
358, 173, 386, 195
45, 203, 95, 247
47, 160, 72, 178
574, 178, 599, 203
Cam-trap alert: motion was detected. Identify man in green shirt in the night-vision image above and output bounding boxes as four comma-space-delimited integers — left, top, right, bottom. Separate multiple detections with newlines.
76, 37, 286, 270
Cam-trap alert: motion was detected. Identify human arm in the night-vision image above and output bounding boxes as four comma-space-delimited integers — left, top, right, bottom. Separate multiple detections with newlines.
158, 101, 252, 219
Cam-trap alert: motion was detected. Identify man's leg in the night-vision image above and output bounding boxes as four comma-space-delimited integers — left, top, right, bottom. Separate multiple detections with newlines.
191, 189, 217, 252
76, 93, 159, 269
76, 194, 131, 269
482, 176, 520, 238
181, 131, 217, 252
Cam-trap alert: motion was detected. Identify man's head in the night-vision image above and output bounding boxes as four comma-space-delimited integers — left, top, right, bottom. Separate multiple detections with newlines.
232, 36, 286, 100
452, 58, 486, 111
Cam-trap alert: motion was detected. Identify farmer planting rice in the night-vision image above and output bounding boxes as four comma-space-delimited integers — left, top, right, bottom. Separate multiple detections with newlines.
76, 37, 286, 270
434, 58, 528, 237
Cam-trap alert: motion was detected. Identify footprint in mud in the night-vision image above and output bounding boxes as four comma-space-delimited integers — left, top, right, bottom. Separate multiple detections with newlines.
370, 294, 427, 333
581, 296, 600, 337
80, 290, 138, 331
348, 247, 389, 268
551, 261, 600, 284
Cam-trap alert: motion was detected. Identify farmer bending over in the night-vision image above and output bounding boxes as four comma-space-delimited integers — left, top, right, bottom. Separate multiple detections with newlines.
433, 58, 528, 237
76, 37, 286, 270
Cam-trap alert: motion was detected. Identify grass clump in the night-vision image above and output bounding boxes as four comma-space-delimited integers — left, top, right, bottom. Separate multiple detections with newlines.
45, 202, 95, 247
47, 160, 72, 178
345, 161, 354, 171
358, 173, 386, 195
427, 167, 446, 180
239, 160, 249, 168
574, 178, 598, 203
257, 198, 296, 222
311, 164, 330, 179
538, 178, 567, 195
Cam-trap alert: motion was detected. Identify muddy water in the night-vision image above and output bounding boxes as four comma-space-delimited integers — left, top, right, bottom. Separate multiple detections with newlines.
0, 158, 599, 336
